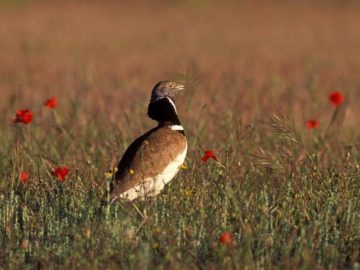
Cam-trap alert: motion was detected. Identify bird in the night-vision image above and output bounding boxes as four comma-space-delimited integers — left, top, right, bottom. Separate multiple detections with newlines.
110, 81, 187, 202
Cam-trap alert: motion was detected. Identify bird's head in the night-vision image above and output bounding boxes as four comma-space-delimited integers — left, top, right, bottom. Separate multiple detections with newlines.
150, 80, 185, 103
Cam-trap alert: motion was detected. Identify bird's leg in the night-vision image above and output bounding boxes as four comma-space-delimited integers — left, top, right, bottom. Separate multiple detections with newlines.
132, 203, 145, 219
133, 205, 149, 234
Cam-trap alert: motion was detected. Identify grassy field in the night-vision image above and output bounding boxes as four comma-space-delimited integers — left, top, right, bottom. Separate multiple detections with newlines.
1, 1, 360, 269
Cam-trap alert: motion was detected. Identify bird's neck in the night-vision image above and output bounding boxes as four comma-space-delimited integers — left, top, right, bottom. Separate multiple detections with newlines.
147, 97, 181, 126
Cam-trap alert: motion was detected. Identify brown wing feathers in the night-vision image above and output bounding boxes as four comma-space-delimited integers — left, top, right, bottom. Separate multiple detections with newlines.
111, 127, 186, 195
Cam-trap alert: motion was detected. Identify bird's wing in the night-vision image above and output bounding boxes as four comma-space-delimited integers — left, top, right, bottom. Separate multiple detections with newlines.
111, 127, 186, 195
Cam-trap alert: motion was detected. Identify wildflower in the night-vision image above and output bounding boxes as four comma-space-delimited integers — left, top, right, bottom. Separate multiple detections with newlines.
14, 109, 33, 124
201, 150, 217, 162
219, 231, 233, 246
179, 163, 187, 170
183, 189, 192, 197
329, 91, 344, 107
104, 171, 113, 178
44, 96, 57, 108
129, 169, 135, 175
52, 166, 69, 182
20, 171, 29, 184
306, 119, 319, 129
104, 168, 118, 178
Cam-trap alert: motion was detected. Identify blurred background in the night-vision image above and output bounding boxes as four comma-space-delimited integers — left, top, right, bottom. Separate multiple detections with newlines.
1, 0, 360, 138
2, 2, 360, 268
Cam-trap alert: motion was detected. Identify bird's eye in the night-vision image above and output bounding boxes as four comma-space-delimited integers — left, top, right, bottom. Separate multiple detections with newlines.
168, 83, 174, 88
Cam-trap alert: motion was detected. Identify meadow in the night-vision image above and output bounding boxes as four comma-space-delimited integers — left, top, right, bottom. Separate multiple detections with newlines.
0, 1, 360, 269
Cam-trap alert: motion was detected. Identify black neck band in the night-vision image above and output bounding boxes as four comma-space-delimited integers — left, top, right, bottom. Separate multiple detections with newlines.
147, 98, 181, 125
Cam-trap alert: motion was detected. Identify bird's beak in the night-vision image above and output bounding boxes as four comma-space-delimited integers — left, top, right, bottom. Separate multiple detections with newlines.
175, 84, 185, 91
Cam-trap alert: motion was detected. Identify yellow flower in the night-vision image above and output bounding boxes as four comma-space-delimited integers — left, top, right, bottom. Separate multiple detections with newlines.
143, 140, 149, 145
179, 163, 187, 170
104, 168, 118, 178
184, 190, 192, 197
104, 172, 113, 178
129, 169, 135, 175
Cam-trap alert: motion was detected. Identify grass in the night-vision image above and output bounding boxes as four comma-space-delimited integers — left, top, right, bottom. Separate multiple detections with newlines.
1, 1, 360, 269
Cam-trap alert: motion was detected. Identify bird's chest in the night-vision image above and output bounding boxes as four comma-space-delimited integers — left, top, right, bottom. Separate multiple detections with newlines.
120, 142, 187, 201
154, 142, 187, 186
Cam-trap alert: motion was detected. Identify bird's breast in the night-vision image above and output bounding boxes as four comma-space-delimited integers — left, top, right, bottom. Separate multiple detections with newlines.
119, 141, 187, 201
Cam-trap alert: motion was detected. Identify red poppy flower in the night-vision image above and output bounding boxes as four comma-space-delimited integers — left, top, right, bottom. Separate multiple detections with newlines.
14, 109, 33, 124
52, 166, 69, 182
329, 91, 344, 107
306, 119, 319, 129
44, 96, 57, 108
20, 171, 29, 184
201, 150, 217, 162
219, 232, 233, 246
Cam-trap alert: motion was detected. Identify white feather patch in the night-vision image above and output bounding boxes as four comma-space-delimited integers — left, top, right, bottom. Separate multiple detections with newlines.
169, 125, 184, 131
166, 97, 177, 113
